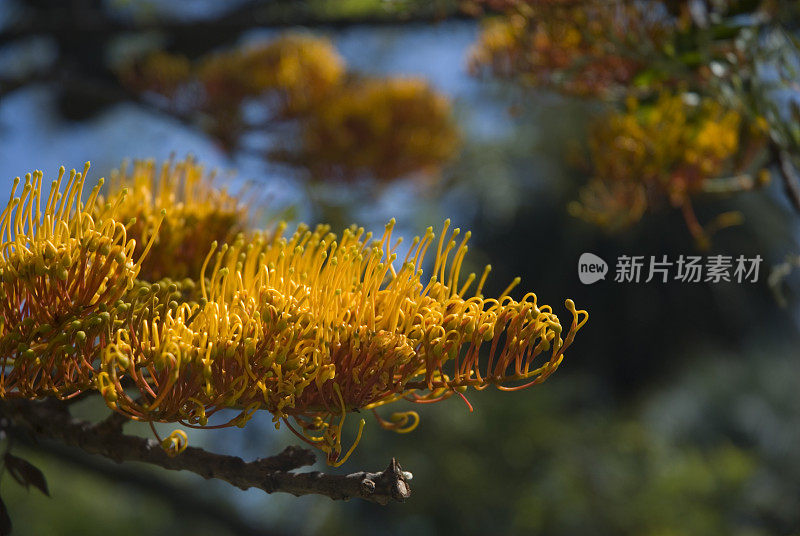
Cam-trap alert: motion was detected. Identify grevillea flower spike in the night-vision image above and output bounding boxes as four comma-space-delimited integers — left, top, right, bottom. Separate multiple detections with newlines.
1, 159, 587, 466
0, 164, 162, 398
98, 157, 247, 282
99, 219, 587, 465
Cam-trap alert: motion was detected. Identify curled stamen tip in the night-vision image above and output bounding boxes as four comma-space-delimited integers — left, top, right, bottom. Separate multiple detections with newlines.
161, 429, 189, 457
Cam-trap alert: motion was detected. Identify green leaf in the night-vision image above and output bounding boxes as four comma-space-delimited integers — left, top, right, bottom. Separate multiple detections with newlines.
0, 495, 11, 536
3, 454, 50, 497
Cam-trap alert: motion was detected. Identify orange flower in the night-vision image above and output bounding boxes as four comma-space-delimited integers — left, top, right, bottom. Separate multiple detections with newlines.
100, 219, 586, 465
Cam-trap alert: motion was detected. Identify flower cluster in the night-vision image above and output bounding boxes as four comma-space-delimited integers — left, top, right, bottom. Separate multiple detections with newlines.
0, 165, 161, 399
1, 161, 586, 465
467, 0, 780, 244
196, 34, 345, 118
468, 0, 672, 97
120, 34, 343, 118
569, 93, 768, 244
97, 157, 247, 282
99, 219, 587, 464
118, 33, 459, 182
274, 77, 460, 182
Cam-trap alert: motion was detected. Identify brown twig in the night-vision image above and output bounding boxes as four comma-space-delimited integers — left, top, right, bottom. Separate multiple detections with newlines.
0, 399, 411, 505
17, 439, 279, 536
92, 408, 131, 435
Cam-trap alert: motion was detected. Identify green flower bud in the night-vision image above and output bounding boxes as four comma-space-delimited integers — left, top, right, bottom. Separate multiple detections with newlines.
34, 324, 52, 336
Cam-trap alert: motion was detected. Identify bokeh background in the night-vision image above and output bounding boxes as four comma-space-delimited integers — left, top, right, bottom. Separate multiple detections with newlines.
1, 1, 799, 535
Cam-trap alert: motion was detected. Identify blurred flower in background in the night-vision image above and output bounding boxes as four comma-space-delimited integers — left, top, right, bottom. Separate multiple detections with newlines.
116, 32, 459, 186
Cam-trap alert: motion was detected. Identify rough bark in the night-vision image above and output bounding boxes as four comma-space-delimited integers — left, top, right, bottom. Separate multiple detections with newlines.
1, 399, 411, 505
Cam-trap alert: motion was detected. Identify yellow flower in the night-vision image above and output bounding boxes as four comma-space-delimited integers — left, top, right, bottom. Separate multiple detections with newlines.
288, 77, 460, 182
0, 164, 159, 398
97, 157, 247, 282
2, 159, 587, 465
573, 92, 753, 238
100, 219, 587, 465
239, 34, 345, 116
198, 33, 344, 117
118, 35, 458, 183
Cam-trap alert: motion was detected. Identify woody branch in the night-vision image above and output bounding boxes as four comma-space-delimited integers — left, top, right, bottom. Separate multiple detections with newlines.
0, 399, 411, 506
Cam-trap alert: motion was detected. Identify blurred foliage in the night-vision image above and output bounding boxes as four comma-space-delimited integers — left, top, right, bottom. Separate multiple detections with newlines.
467, 0, 800, 246
2, 449, 234, 536
107, 0, 461, 23
303, 0, 458, 19
468, 0, 667, 97
466, 0, 794, 98
311, 341, 800, 536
